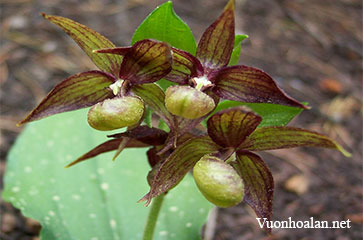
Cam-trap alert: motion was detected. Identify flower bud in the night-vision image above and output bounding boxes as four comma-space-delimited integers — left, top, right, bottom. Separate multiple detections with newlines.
87, 96, 144, 131
193, 155, 244, 208
165, 86, 215, 119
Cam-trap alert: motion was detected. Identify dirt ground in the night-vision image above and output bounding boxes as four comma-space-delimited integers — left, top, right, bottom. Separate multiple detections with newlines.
0, 0, 362, 239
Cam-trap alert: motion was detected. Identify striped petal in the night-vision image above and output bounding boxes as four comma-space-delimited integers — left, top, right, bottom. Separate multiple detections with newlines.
131, 83, 174, 127
207, 107, 262, 148
231, 151, 274, 233
239, 126, 351, 157
119, 39, 172, 84
139, 136, 220, 205
42, 13, 122, 76
196, 0, 235, 70
212, 65, 307, 108
18, 71, 115, 125
165, 48, 203, 84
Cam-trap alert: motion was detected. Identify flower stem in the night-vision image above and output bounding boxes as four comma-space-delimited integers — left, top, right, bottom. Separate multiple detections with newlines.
142, 194, 165, 240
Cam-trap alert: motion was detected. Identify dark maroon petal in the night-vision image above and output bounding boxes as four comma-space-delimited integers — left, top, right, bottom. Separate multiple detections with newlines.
119, 39, 172, 84
131, 83, 174, 127
212, 65, 307, 108
94, 47, 131, 56
107, 125, 168, 146
18, 71, 115, 125
207, 106, 262, 148
65, 138, 149, 167
165, 48, 204, 84
139, 136, 220, 206
196, 0, 235, 70
238, 126, 351, 157
147, 147, 163, 168
231, 151, 274, 233
42, 14, 122, 76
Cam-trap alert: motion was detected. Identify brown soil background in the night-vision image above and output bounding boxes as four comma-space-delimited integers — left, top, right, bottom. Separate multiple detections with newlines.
0, 0, 362, 239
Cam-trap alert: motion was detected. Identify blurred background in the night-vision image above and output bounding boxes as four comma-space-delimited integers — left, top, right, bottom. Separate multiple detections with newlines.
0, 0, 362, 239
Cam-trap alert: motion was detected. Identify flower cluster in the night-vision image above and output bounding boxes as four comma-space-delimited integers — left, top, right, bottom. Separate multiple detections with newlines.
19, 0, 350, 231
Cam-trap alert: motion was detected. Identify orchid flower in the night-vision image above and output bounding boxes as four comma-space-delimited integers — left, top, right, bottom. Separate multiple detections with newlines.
165, 0, 307, 109
140, 106, 350, 232
18, 14, 172, 127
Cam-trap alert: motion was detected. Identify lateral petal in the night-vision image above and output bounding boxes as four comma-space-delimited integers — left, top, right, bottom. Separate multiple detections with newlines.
239, 126, 351, 157
212, 65, 307, 108
231, 151, 274, 233
18, 71, 115, 125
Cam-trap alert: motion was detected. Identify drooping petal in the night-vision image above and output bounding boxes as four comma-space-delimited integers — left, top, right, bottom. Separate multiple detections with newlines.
196, 0, 235, 70
119, 39, 172, 84
131, 83, 174, 127
212, 65, 307, 108
107, 125, 168, 146
42, 13, 122, 76
147, 147, 163, 168
165, 48, 203, 84
18, 71, 115, 125
207, 106, 262, 148
231, 151, 274, 233
139, 136, 220, 205
239, 126, 351, 157
65, 138, 149, 167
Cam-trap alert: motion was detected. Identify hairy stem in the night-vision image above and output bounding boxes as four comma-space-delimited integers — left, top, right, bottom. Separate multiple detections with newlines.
142, 193, 165, 240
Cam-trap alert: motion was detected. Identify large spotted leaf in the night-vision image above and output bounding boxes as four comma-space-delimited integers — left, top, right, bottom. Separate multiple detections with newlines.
3, 109, 213, 240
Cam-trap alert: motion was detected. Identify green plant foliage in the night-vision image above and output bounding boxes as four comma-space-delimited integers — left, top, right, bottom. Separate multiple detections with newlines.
131, 1, 196, 54
3, 109, 213, 240
228, 34, 248, 66
131, 1, 197, 91
207, 100, 305, 127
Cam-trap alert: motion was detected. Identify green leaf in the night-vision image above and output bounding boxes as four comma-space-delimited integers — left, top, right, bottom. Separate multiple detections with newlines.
131, 1, 197, 91
18, 71, 115, 125
42, 14, 122, 76
208, 100, 305, 127
207, 106, 262, 148
3, 109, 213, 240
228, 34, 248, 66
238, 126, 351, 157
131, 1, 196, 54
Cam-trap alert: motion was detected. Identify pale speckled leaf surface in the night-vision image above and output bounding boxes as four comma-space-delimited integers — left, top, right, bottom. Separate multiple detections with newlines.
3, 109, 213, 240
